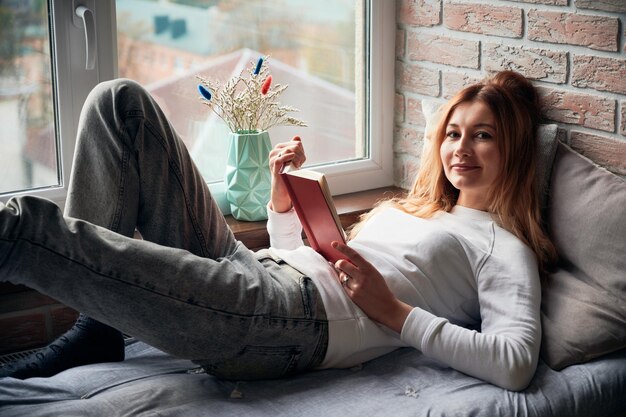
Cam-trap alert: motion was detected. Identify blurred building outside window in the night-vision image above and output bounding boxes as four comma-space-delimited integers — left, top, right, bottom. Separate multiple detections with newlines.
1, 0, 393, 208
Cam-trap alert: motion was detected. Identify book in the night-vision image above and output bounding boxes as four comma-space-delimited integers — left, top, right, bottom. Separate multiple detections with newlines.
280, 165, 346, 263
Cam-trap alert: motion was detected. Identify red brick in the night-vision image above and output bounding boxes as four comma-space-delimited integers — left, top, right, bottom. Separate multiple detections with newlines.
394, 153, 421, 190
539, 87, 616, 132
444, 3, 523, 38
396, 61, 440, 96
570, 131, 626, 175
484, 43, 568, 84
0, 313, 47, 353
397, 29, 406, 59
395, 93, 405, 124
408, 32, 479, 69
620, 101, 626, 136
572, 55, 626, 95
575, 0, 626, 13
394, 125, 423, 157
442, 71, 482, 99
406, 97, 426, 126
528, 10, 619, 52
50, 306, 79, 337
397, 0, 441, 27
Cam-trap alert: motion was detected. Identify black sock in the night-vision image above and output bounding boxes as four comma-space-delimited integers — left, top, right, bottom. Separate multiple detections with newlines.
0, 314, 125, 379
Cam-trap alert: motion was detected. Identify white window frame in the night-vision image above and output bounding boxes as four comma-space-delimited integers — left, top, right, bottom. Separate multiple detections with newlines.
0, 0, 117, 206
320, 0, 395, 195
1, 0, 394, 207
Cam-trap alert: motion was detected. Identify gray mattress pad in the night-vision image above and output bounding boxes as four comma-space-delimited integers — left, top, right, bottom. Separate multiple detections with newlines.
1, 340, 625, 417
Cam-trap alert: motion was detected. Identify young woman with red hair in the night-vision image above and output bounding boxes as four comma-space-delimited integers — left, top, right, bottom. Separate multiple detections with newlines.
0, 71, 555, 391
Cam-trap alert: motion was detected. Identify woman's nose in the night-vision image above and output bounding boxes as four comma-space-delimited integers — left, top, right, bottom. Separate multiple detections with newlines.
454, 134, 472, 156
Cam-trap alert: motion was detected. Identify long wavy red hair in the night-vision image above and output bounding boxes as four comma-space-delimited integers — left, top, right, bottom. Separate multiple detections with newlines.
349, 71, 557, 273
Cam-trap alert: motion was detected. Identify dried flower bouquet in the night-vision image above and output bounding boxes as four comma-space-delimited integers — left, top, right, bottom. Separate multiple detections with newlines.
196, 56, 307, 133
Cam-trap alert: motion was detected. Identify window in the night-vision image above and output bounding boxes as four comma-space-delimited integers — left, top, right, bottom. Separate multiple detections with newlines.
0, 1, 58, 196
1, 0, 394, 210
0, 0, 117, 206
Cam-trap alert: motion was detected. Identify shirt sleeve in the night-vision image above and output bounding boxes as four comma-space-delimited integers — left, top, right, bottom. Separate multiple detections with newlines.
266, 205, 305, 250
400, 238, 541, 391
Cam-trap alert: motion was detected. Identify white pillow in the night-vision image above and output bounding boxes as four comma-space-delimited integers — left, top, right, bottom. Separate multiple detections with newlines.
421, 98, 445, 144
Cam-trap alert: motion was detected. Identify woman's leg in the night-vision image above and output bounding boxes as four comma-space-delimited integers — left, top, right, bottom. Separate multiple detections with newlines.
0, 79, 327, 380
1, 79, 238, 378
65, 78, 237, 257
0, 197, 327, 379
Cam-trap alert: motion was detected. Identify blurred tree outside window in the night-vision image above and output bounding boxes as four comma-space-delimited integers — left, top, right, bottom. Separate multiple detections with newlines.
0, 0, 58, 195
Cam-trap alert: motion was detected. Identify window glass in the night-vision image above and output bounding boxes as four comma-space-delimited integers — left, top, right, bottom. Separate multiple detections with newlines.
0, 0, 58, 195
116, 0, 366, 184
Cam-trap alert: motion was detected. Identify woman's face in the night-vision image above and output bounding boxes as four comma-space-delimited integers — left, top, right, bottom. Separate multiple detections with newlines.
440, 101, 501, 211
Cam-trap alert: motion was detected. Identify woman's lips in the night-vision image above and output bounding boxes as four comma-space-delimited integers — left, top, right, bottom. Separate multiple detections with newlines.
451, 164, 479, 172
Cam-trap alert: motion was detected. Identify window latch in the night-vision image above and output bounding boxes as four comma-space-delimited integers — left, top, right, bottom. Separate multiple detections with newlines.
74, 4, 96, 70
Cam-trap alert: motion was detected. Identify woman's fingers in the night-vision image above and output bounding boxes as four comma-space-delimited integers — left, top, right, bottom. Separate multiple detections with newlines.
332, 241, 373, 289
270, 136, 305, 173
281, 136, 304, 168
330, 242, 412, 333
332, 241, 367, 270
269, 136, 306, 213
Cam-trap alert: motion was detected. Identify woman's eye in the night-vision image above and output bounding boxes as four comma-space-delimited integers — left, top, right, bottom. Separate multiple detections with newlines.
476, 131, 492, 140
446, 131, 460, 139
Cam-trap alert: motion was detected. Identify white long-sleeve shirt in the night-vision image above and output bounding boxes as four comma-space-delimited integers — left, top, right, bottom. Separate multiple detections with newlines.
267, 205, 541, 391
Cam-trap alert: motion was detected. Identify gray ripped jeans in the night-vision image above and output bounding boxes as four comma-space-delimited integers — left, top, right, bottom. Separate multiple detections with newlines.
0, 79, 328, 380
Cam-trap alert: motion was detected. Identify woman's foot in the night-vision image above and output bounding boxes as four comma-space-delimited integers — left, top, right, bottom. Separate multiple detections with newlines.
0, 314, 125, 379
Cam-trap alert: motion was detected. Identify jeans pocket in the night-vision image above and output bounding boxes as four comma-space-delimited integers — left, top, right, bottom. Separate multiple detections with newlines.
204, 345, 303, 380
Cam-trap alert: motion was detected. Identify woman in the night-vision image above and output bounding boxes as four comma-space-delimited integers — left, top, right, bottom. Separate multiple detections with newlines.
0, 71, 555, 391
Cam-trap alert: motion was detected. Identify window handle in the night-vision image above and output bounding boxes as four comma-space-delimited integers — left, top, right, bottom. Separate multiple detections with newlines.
75, 5, 96, 70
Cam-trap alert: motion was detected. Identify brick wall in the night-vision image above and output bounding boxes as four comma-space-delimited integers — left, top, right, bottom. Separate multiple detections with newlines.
394, 0, 626, 189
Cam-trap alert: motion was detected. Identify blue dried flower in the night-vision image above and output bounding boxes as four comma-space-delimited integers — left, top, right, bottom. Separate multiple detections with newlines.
253, 57, 264, 75
197, 84, 212, 100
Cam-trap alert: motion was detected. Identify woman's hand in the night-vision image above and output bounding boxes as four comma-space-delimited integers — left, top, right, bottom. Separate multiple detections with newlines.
269, 136, 306, 213
332, 241, 412, 334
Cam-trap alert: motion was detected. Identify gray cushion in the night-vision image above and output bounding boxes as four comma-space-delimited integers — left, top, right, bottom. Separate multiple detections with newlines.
541, 142, 626, 370
1, 340, 626, 416
535, 124, 558, 211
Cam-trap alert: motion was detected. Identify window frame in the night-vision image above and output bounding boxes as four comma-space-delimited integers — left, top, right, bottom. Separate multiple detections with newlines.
0, 0, 117, 206
317, 0, 395, 195
0, 0, 394, 207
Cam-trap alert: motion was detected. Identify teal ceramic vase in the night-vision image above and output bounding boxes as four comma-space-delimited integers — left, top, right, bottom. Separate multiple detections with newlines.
224, 130, 272, 221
